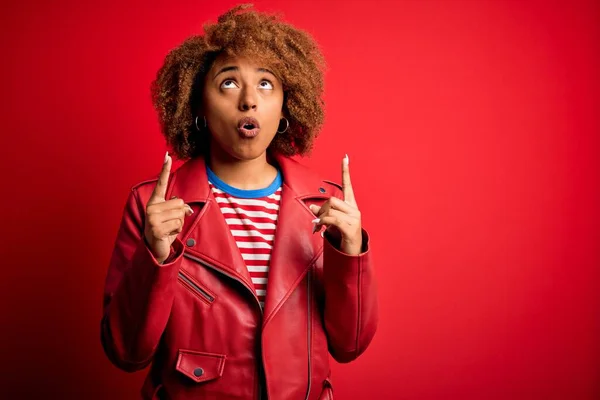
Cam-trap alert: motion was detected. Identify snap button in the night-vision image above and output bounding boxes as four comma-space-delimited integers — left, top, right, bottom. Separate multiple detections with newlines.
319, 187, 326, 193
193, 367, 204, 377
186, 238, 196, 247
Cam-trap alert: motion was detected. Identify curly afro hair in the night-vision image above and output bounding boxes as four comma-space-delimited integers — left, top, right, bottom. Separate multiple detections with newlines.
150, 3, 327, 160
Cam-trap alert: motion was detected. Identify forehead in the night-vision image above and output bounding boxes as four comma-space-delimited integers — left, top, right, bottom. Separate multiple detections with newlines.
211, 53, 264, 71
208, 52, 281, 79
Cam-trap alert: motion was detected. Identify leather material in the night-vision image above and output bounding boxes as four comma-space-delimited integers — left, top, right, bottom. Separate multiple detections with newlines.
101, 152, 378, 399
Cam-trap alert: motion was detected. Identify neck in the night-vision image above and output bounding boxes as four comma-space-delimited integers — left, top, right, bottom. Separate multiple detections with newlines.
208, 145, 277, 190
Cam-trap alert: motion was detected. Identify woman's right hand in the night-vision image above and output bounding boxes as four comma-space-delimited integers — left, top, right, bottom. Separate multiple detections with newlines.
144, 152, 193, 264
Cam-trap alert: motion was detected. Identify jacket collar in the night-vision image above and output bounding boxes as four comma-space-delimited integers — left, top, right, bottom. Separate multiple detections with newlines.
167, 151, 328, 203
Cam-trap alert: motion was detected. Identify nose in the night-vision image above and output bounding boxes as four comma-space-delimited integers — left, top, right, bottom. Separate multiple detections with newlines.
239, 87, 258, 111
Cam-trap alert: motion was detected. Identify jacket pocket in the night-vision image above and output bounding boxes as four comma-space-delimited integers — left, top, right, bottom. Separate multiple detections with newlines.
175, 349, 226, 383
177, 270, 215, 305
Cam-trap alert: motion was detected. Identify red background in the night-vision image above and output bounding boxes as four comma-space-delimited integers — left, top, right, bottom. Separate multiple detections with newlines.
1, 0, 599, 398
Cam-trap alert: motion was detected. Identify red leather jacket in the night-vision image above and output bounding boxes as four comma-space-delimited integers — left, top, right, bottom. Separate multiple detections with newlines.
101, 153, 378, 399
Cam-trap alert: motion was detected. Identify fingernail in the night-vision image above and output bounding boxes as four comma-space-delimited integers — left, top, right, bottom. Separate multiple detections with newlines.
164, 151, 169, 164
186, 205, 194, 214
344, 154, 349, 165
311, 218, 320, 223
312, 224, 318, 234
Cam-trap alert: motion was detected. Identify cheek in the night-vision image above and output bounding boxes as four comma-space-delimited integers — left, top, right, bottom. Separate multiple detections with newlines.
204, 96, 232, 123
265, 92, 284, 117
203, 85, 231, 111
275, 90, 284, 108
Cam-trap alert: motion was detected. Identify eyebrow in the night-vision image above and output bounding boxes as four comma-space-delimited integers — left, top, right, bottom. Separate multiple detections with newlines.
213, 66, 276, 80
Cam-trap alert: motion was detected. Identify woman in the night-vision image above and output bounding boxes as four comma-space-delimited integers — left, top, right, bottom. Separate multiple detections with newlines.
101, 4, 378, 399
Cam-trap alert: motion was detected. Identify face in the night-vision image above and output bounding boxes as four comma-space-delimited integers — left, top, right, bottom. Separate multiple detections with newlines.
201, 54, 285, 161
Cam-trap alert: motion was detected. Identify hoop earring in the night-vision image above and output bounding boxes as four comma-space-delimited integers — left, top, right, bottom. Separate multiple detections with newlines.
195, 116, 207, 131
277, 117, 289, 134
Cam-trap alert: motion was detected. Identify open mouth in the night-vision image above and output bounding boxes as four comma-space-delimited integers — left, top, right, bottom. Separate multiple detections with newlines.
237, 117, 261, 138
238, 117, 260, 130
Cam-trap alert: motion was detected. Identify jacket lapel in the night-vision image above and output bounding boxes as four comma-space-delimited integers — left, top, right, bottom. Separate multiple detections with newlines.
166, 156, 254, 294
262, 154, 331, 324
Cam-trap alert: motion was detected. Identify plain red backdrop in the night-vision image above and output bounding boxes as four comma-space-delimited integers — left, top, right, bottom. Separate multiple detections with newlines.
1, 0, 599, 398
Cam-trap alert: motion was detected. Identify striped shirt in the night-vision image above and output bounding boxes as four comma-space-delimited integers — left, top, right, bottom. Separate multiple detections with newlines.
207, 166, 282, 309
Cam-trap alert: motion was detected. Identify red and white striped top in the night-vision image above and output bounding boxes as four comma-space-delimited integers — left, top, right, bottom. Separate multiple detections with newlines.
208, 171, 282, 309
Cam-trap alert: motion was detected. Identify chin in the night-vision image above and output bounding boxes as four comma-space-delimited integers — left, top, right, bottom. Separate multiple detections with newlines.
228, 145, 269, 161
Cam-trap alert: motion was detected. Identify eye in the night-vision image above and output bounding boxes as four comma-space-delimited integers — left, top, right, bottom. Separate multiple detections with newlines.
259, 80, 274, 90
221, 79, 238, 89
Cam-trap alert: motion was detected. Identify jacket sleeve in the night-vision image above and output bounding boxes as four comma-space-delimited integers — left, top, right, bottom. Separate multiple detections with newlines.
100, 187, 185, 372
322, 228, 379, 363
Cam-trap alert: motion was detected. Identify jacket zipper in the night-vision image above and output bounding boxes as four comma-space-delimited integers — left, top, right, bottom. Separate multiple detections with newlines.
183, 253, 262, 311
177, 271, 214, 302
304, 268, 312, 400
183, 253, 265, 399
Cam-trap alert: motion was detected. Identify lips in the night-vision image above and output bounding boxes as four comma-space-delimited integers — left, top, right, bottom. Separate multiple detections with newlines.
237, 117, 261, 138
238, 117, 260, 130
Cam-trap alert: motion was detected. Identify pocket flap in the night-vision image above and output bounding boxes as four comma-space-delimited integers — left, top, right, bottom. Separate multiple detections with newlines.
176, 349, 226, 383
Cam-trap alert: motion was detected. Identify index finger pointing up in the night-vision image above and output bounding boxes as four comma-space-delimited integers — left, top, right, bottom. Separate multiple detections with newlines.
342, 154, 356, 204
149, 151, 172, 204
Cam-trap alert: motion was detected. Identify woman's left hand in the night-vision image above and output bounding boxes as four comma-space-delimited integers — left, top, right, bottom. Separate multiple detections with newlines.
309, 155, 363, 255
